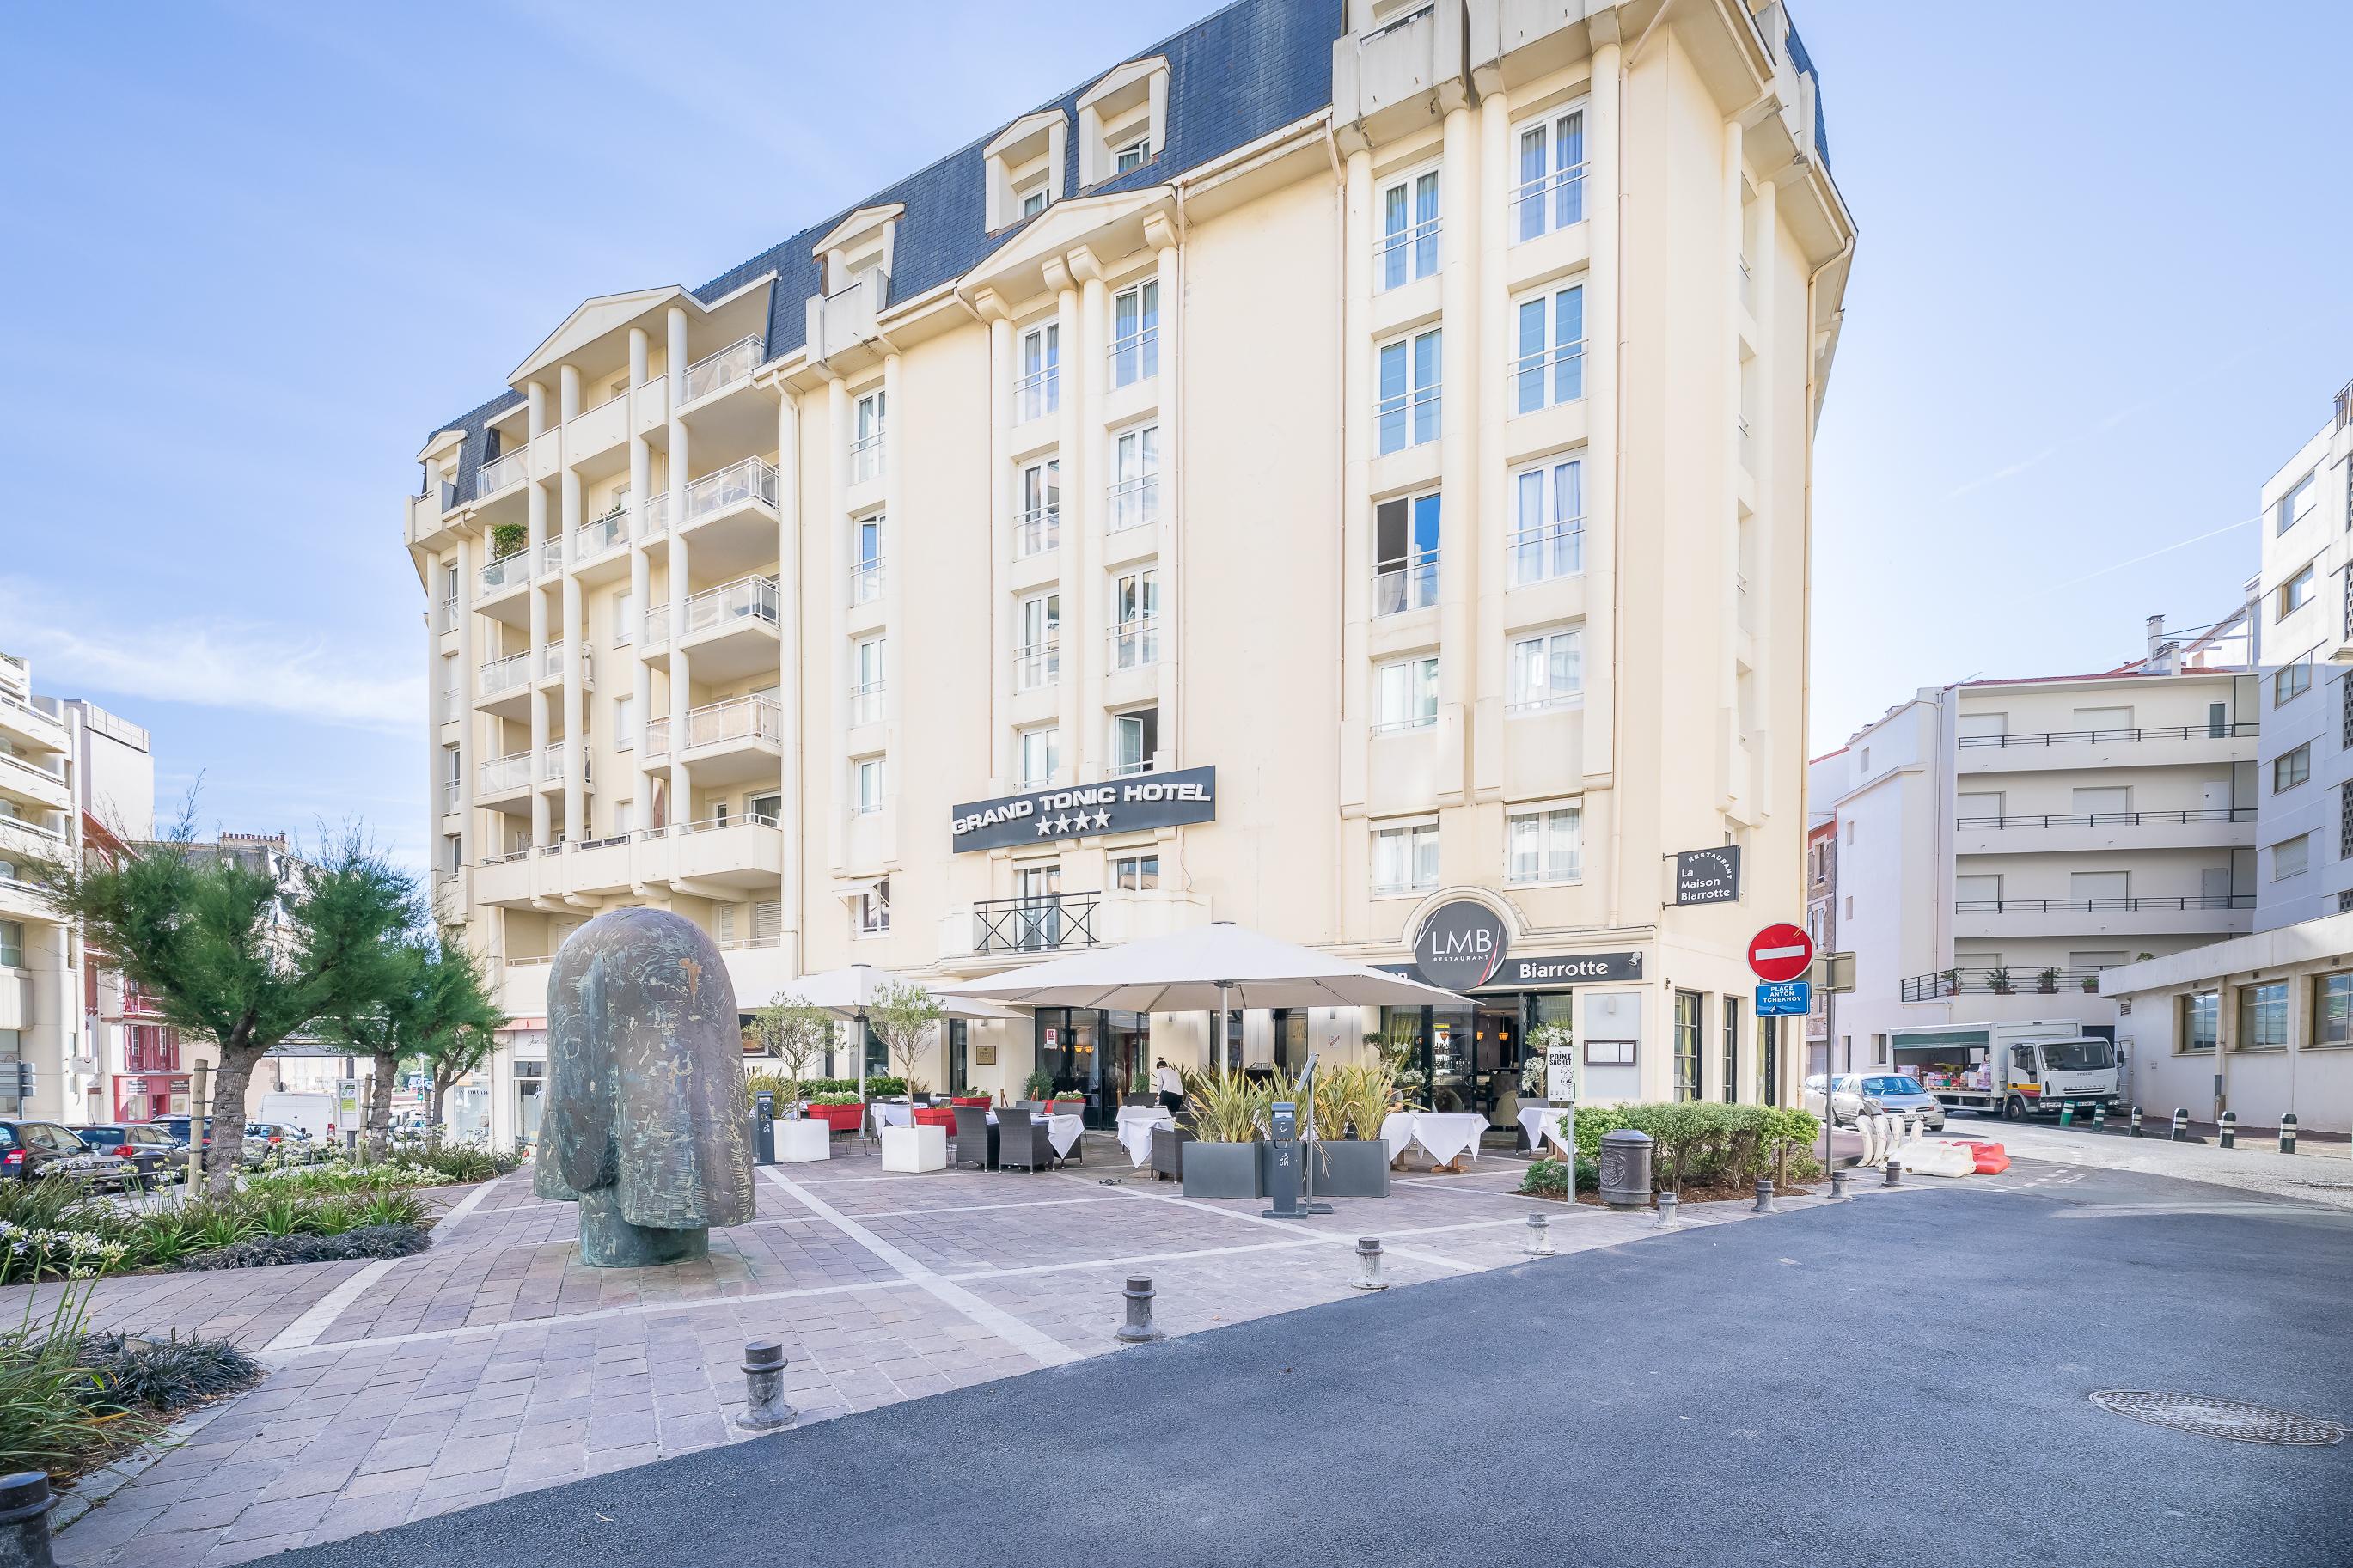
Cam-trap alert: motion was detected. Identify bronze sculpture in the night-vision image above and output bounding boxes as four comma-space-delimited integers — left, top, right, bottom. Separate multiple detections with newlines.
534, 907, 755, 1266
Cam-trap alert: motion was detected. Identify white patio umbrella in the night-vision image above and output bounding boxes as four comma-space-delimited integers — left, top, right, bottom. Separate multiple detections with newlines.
774, 963, 1023, 1102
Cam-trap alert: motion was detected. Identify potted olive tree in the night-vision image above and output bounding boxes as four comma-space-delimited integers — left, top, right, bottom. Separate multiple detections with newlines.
752, 992, 837, 1163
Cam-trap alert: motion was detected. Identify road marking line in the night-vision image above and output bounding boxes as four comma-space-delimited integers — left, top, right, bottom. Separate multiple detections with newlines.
1053, 1172, 1476, 1272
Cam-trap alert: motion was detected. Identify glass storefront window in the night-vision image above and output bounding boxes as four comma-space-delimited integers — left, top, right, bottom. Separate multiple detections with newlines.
2315, 974, 2353, 1047
1673, 991, 1702, 1101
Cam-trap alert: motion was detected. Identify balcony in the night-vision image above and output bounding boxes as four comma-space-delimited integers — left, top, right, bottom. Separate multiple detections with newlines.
472, 448, 529, 501
571, 506, 631, 569
1109, 618, 1159, 673
478, 750, 533, 800
849, 680, 887, 729
1957, 720, 2258, 773
437, 598, 458, 634
850, 557, 886, 606
1507, 341, 1585, 416
0, 746, 70, 812
973, 893, 1100, 955
1373, 551, 1439, 617
539, 539, 564, 578
678, 335, 761, 406
1953, 894, 2256, 941
1953, 807, 2256, 856
1900, 966, 2118, 1004
646, 695, 781, 781
1013, 639, 1060, 693
1507, 519, 1583, 586
1013, 504, 1060, 559
0, 691, 68, 758
849, 430, 886, 487
479, 652, 530, 699
807, 267, 889, 365
538, 644, 592, 690
540, 742, 590, 785
1108, 327, 1159, 388
1015, 363, 1060, 425
440, 780, 461, 817
673, 458, 780, 573
478, 550, 531, 599
1511, 162, 1587, 242
1107, 475, 1158, 535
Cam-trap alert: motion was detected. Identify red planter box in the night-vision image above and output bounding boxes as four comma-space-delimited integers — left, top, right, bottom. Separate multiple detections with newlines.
912, 1107, 958, 1130
950, 1096, 992, 1107
809, 1102, 865, 1132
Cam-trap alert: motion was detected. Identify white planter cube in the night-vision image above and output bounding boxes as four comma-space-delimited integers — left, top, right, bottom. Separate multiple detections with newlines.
775, 1119, 832, 1164
880, 1124, 948, 1174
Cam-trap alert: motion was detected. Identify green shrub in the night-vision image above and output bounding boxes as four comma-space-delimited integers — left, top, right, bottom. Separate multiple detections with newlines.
72, 1333, 264, 1412
1519, 1157, 1598, 1198
0, 1286, 136, 1477
178, 1224, 430, 1272
1568, 1102, 1821, 1192
809, 1091, 861, 1107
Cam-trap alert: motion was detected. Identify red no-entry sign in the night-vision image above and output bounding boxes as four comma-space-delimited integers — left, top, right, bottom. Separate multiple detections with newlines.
1747, 924, 1815, 984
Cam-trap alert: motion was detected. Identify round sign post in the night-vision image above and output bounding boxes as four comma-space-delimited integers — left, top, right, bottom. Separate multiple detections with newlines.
1747, 924, 1814, 985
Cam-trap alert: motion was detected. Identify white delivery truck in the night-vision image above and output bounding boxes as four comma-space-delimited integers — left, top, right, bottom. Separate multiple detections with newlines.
1885, 1021, 2121, 1121
255, 1092, 339, 1146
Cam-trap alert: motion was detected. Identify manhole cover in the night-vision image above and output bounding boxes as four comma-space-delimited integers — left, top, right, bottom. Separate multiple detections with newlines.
2089, 1391, 2345, 1445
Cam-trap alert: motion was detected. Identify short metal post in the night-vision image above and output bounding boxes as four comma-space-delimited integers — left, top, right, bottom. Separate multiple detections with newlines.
1829, 1169, 1850, 1201
1353, 1236, 1389, 1291
0, 1472, 52, 1568
1751, 1175, 1775, 1213
2170, 1107, 2188, 1142
2217, 1110, 2236, 1150
2129, 1104, 2142, 1138
1653, 1192, 1680, 1229
1115, 1275, 1165, 1342
2280, 1113, 2299, 1156
2057, 1101, 2074, 1126
1883, 1157, 1902, 1188
736, 1340, 793, 1431
2092, 1104, 2107, 1133
1524, 1213, 1553, 1257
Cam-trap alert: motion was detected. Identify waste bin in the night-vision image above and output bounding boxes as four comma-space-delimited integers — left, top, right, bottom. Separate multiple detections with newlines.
1598, 1128, 1653, 1210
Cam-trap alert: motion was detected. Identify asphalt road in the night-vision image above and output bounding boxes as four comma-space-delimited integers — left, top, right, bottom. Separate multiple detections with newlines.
277, 1162, 2353, 1568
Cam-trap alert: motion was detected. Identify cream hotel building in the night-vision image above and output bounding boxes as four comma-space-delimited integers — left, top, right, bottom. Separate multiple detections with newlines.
405, 0, 1854, 1146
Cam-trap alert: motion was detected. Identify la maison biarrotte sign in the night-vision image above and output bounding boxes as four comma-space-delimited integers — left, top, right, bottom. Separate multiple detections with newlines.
950, 766, 1218, 852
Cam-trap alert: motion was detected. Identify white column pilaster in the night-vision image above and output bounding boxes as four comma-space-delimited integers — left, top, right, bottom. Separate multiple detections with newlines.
1435, 102, 1476, 814
773, 386, 803, 973
627, 326, 653, 828
1072, 248, 1109, 778
1471, 86, 1509, 802
665, 307, 692, 831
1047, 259, 1084, 778
824, 374, 850, 874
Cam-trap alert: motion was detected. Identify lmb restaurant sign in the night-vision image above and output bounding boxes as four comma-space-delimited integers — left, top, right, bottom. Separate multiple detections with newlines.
950, 766, 1217, 852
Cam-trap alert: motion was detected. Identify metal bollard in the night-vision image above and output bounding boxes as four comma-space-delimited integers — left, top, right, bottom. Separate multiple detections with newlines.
1883, 1157, 1903, 1188
1115, 1276, 1165, 1343
736, 1341, 794, 1431
1524, 1213, 1554, 1257
2170, 1107, 2188, 1142
1829, 1169, 1850, 1201
1653, 1192, 1680, 1229
2058, 1101, 2074, 1127
2093, 1104, 2107, 1133
1751, 1176, 1775, 1214
2281, 1113, 2299, 1156
2129, 1104, 2143, 1138
0, 1472, 52, 1568
1353, 1237, 1389, 1291
2218, 1110, 2236, 1150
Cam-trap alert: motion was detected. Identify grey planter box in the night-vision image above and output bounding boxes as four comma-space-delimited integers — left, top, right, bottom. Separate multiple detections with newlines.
1181, 1140, 1264, 1199
1305, 1138, 1391, 1198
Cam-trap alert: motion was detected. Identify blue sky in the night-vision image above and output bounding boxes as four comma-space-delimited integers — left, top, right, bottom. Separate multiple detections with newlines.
3, 0, 2345, 874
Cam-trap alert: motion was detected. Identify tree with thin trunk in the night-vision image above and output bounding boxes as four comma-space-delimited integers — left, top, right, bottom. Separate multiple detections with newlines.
319, 932, 504, 1161
750, 992, 834, 1116
27, 819, 414, 1194
419, 1024, 498, 1146
869, 979, 944, 1100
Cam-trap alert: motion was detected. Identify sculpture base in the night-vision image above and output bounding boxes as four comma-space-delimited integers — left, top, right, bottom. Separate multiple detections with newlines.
578, 1191, 708, 1267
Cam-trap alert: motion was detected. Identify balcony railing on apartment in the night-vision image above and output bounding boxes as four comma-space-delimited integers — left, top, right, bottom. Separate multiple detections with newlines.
437, 598, 458, 633
540, 645, 592, 686
541, 744, 575, 783
1107, 475, 1158, 533
681, 457, 779, 529
1959, 721, 2259, 749
1511, 162, 1586, 238
848, 681, 886, 727
1013, 638, 1060, 693
1015, 365, 1060, 424
1954, 894, 2254, 915
574, 507, 630, 559
1109, 618, 1159, 672
1900, 965, 2119, 1004
1955, 808, 2256, 830
479, 551, 530, 595
645, 695, 783, 763
1508, 519, 1584, 584
974, 892, 1100, 955
539, 539, 564, 577
1373, 550, 1439, 616
850, 558, 885, 604
642, 606, 670, 648
1508, 340, 1585, 411
441, 780, 461, 815
639, 492, 669, 539
1108, 327, 1159, 387
473, 448, 529, 498
683, 576, 779, 637
478, 751, 532, 795
1014, 505, 1060, 558
679, 335, 761, 404
479, 652, 529, 697
849, 430, 886, 486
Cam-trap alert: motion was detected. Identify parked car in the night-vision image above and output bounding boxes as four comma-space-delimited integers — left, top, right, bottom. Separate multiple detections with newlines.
0, 1121, 137, 1190
1801, 1073, 1948, 1132
76, 1123, 186, 1186
244, 1121, 316, 1167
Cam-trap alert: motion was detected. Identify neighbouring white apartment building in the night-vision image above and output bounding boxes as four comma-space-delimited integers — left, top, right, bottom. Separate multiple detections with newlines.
0, 652, 89, 1121
2100, 377, 2353, 1132
406, 0, 1855, 1146
1812, 604, 2258, 1083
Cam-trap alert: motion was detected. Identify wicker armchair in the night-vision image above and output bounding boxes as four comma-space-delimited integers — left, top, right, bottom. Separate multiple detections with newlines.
1149, 1116, 1195, 1182
952, 1107, 997, 1171
997, 1107, 1054, 1173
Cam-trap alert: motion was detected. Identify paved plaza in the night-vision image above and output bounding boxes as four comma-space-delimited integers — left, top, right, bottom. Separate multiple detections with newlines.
21, 1136, 1836, 1565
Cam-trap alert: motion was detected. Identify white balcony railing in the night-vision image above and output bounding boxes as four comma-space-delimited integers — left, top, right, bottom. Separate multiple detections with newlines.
851, 558, 886, 605
1373, 550, 1439, 616
540, 644, 592, 684
850, 430, 886, 486
1507, 520, 1584, 585
679, 335, 761, 404
1013, 639, 1060, 692
1109, 618, 1159, 672
645, 717, 669, 759
682, 575, 780, 637
1108, 476, 1158, 534
686, 694, 782, 750
541, 743, 589, 784
478, 750, 532, 795
1108, 327, 1159, 387
437, 598, 458, 633
681, 458, 779, 530
1014, 505, 1060, 558
574, 507, 629, 560
473, 448, 529, 498
849, 680, 886, 727
1015, 365, 1060, 424
1510, 162, 1587, 240
538, 539, 563, 577
479, 651, 529, 697
642, 605, 669, 648
638, 492, 668, 539
479, 551, 529, 595
441, 780, 461, 815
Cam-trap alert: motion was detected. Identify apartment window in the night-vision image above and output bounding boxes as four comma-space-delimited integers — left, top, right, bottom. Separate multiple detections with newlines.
2276, 743, 2312, 792
2275, 833, 2312, 881
746, 791, 780, 827
1376, 166, 1440, 291
1372, 821, 1439, 895
2314, 973, 2353, 1046
1506, 803, 1582, 884
1017, 460, 1061, 557
2276, 472, 2317, 534
0, 921, 21, 968
1376, 328, 1441, 455
1110, 708, 1158, 778
853, 515, 886, 604
1114, 136, 1152, 176
1113, 853, 1160, 891
1512, 284, 1586, 414
2342, 782, 2353, 860
440, 653, 458, 719
1507, 629, 1583, 712
858, 878, 891, 937
1015, 593, 1060, 691
1721, 997, 1742, 1102
2182, 991, 2218, 1052
1019, 726, 1060, 788
2237, 981, 2289, 1051
1018, 179, 1048, 219
1017, 323, 1060, 422
851, 637, 886, 724
1110, 280, 1159, 387
1111, 570, 1159, 671
852, 388, 888, 485
1109, 424, 1159, 531
1373, 656, 1439, 734
612, 695, 634, 752
1373, 492, 1440, 615
1509, 457, 1584, 583
1513, 105, 1586, 241
2275, 659, 2312, 705
853, 758, 884, 815
614, 589, 634, 646
1673, 991, 1703, 1102
2279, 564, 2315, 618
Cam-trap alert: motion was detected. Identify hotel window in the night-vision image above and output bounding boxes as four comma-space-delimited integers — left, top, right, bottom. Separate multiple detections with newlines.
747, 790, 781, 826
1375, 328, 1441, 455
852, 388, 887, 485
1111, 570, 1158, 671
1373, 492, 1439, 615
2275, 659, 2311, 705
1109, 280, 1159, 387
1373, 656, 1439, 734
1113, 852, 1160, 891
852, 515, 886, 604
858, 878, 891, 937
1109, 424, 1158, 531
2278, 564, 2315, 618
612, 695, 634, 753
1507, 629, 1583, 712
614, 589, 634, 646
2237, 981, 2288, 1050
2277, 743, 2312, 792
2274, 833, 2311, 881
2182, 990, 2218, 1052
2275, 471, 2317, 534
1376, 166, 1440, 291
1506, 803, 1581, 884
1110, 707, 1158, 778
2314, 973, 2353, 1046
1372, 821, 1439, 895
1511, 284, 1585, 414
1017, 459, 1061, 557
1018, 726, 1060, 788
1017, 322, 1060, 423
1509, 457, 1584, 583
1512, 104, 1586, 241
440, 653, 458, 720
1113, 135, 1152, 176
1673, 991, 1703, 1101
0, 922, 20, 968
1015, 594, 1060, 691
853, 758, 884, 815
1721, 996, 1741, 1101
1018, 178, 1048, 219
851, 637, 886, 724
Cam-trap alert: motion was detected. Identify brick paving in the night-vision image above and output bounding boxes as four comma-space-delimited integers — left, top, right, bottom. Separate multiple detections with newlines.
25, 1137, 1840, 1565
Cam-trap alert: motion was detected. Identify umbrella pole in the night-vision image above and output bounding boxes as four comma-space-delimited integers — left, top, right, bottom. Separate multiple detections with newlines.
856, 1010, 868, 1148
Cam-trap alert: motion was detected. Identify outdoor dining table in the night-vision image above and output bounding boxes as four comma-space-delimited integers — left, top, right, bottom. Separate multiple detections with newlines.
1380, 1110, 1489, 1172
1516, 1103, 1575, 1159
986, 1111, 1087, 1157
871, 1102, 916, 1132
1113, 1105, 1175, 1168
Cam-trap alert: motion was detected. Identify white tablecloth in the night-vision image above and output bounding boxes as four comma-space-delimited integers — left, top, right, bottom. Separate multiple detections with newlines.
1115, 1106, 1175, 1168
871, 1103, 915, 1131
1379, 1111, 1489, 1167
1517, 1104, 1575, 1158
987, 1112, 1086, 1157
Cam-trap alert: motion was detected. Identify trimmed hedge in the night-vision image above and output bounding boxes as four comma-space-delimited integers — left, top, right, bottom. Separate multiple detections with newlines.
1524, 1102, 1823, 1191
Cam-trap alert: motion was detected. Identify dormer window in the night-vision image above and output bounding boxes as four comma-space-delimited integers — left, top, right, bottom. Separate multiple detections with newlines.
1114, 135, 1152, 176
811, 205, 902, 304
1018, 179, 1048, 219
1078, 57, 1168, 188
987, 110, 1067, 231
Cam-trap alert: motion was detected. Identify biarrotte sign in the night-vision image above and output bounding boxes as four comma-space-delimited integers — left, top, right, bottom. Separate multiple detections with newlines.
950, 766, 1218, 852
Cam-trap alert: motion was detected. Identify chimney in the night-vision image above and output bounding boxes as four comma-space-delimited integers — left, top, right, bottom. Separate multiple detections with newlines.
2146, 613, 2165, 660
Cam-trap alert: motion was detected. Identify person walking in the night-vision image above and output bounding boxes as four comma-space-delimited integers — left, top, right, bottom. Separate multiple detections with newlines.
1153, 1059, 1185, 1115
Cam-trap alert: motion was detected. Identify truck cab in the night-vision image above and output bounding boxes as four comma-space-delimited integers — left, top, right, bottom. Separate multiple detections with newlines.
1890, 1022, 2122, 1120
